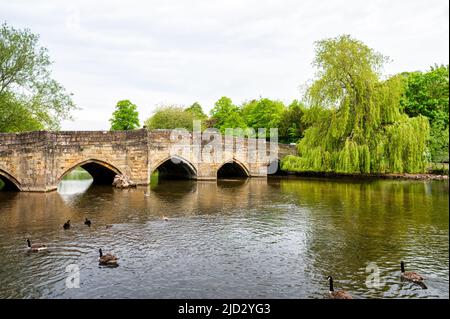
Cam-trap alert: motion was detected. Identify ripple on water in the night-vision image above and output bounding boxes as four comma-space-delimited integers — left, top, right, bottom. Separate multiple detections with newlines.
0, 179, 448, 298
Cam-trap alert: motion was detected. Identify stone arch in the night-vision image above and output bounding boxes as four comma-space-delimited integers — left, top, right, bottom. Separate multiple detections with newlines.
217, 158, 250, 178
0, 169, 21, 191
152, 155, 197, 180
57, 159, 122, 185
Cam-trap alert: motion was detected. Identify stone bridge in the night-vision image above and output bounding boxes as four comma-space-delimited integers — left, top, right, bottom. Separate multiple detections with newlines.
0, 129, 296, 192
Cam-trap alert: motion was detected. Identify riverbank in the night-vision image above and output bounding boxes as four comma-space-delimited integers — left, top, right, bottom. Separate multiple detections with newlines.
275, 171, 448, 181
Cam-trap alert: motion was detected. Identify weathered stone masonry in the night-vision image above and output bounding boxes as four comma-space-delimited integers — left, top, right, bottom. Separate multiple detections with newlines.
0, 129, 296, 192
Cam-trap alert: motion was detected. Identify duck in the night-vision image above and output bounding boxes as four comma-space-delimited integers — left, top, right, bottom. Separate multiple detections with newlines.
400, 261, 427, 289
26, 239, 47, 252
98, 248, 118, 266
84, 218, 91, 227
162, 215, 169, 221
63, 220, 71, 230
327, 276, 352, 299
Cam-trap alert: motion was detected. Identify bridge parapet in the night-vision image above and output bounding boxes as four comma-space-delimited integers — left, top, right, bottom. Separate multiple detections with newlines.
0, 129, 297, 192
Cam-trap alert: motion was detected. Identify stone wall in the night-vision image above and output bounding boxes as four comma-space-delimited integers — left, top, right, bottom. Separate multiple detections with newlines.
0, 129, 297, 192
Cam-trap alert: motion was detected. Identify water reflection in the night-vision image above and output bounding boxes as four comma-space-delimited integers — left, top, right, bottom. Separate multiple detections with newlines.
276, 178, 449, 298
58, 180, 93, 195
0, 176, 448, 299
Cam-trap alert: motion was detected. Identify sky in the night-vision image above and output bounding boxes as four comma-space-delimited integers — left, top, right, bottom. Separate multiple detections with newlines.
1, 0, 449, 130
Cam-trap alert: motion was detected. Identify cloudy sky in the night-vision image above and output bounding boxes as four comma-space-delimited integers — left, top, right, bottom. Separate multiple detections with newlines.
1, 0, 448, 130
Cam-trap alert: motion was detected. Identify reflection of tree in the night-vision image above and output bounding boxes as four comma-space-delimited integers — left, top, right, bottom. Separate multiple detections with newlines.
279, 178, 449, 296
1, 177, 447, 298
0, 191, 68, 230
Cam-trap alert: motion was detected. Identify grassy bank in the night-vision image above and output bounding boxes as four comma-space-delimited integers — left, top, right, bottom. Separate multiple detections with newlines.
274, 171, 448, 181
427, 163, 449, 175
277, 162, 448, 181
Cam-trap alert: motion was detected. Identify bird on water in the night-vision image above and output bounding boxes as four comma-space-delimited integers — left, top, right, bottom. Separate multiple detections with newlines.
63, 220, 71, 230
400, 261, 427, 289
26, 239, 47, 252
98, 248, 118, 266
327, 276, 352, 299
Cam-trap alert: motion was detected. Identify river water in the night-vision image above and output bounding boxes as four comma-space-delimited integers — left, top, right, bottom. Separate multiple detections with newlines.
0, 175, 448, 299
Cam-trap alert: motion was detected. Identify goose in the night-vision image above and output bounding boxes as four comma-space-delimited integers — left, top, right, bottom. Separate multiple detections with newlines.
26, 239, 47, 252
98, 248, 118, 266
63, 220, 71, 229
327, 276, 352, 299
84, 218, 91, 227
400, 261, 427, 289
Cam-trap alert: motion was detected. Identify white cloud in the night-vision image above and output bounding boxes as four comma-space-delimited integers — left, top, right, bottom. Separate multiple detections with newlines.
1, 0, 448, 130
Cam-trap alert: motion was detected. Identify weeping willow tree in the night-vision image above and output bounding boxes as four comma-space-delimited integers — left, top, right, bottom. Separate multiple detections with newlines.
282, 35, 429, 174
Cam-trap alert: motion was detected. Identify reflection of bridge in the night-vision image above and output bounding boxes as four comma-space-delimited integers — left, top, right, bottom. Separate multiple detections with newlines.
0, 129, 296, 192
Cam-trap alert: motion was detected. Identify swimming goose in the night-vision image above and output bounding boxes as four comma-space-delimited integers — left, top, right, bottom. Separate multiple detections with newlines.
401, 261, 427, 289
98, 248, 118, 266
84, 218, 91, 227
26, 239, 47, 252
63, 220, 71, 229
327, 276, 352, 299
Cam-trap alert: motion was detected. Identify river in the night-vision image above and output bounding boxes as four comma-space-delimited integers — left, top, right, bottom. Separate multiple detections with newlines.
0, 174, 448, 299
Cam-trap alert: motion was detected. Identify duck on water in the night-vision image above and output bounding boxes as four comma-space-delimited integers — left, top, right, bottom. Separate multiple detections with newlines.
26, 239, 47, 252
98, 249, 118, 266
327, 276, 352, 299
400, 261, 427, 289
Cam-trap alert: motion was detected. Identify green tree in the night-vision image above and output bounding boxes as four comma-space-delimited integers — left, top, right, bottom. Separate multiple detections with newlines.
145, 105, 195, 131
209, 97, 247, 133
278, 100, 307, 143
0, 93, 43, 132
282, 35, 429, 174
0, 23, 77, 132
185, 102, 207, 120
241, 98, 286, 138
109, 100, 140, 131
400, 65, 449, 162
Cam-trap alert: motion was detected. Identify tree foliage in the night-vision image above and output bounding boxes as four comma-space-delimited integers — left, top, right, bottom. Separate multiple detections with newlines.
109, 100, 140, 131
278, 100, 307, 143
145, 104, 207, 131
208, 97, 247, 133
281, 35, 430, 174
400, 65, 449, 162
0, 23, 76, 132
241, 98, 285, 137
185, 102, 207, 120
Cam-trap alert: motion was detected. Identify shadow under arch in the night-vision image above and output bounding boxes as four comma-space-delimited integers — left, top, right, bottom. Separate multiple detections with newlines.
217, 177, 249, 188
152, 155, 197, 180
217, 159, 250, 179
0, 169, 21, 191
58, 159, 122, 185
